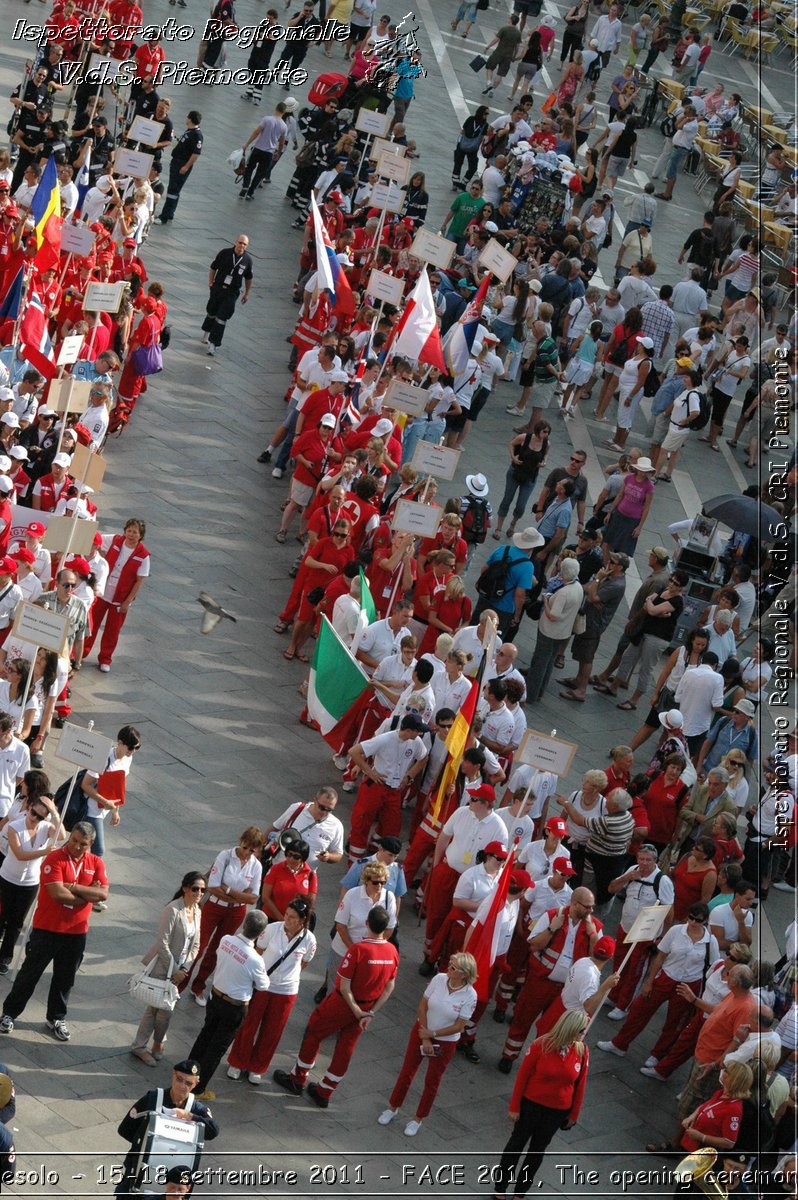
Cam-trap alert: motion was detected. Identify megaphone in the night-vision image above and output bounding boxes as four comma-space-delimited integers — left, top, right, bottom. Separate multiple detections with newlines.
674, 1149, 728, 1199
278, 828, 305, 855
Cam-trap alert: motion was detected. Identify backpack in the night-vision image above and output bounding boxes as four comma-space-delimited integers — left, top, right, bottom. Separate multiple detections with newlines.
643, 364, 662, 397
54, 769, 88, 832
685, 388, 711, 431
660, 113, 677, 138
476, 547, 516, 601
608, 328, 636, 367
462, 497, 489, 545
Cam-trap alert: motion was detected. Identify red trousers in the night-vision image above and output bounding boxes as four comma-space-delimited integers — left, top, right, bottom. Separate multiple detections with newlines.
403, 826, 437, 888
462, 958, 505, 1045
82, 597, 128, 667
536, 992, 567, 1038
608, 928, 653, 1013
612, 971, 702, 1054
502, 974, 562, 1062
651, 1008, 704, 1078
388, 1024, 457, 1119
427, 907, 471, 970
349, 779, 402, 860
191, 900, 246, 997
279, 569, 308, 625
228, 990, 296, 1075
423, 861, 461, 957
291, 990, 366, 1100
494, 924, 531, 1014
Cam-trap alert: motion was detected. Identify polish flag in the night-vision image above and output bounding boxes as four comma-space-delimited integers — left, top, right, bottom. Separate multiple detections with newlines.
391, 269, 446, 372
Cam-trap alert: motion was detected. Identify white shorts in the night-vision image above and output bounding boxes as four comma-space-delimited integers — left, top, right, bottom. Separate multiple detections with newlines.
564, 357, 594, 387
290, 478, 315, 508
616, 388, 642, 431
661, 426, 691, 453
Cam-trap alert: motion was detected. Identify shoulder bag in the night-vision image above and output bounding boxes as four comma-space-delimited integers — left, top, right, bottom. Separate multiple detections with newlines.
128, 951, 180, 1012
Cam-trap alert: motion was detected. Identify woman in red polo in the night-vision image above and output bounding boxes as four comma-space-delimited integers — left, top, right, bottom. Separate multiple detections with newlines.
679, 1062, 751, 1152
282, 518, 354, 663
82, 519, 149, 672
276, 416, 342, 544
643, 753, 690, 852
413, 549, 456, 628
260, 839, 317, 922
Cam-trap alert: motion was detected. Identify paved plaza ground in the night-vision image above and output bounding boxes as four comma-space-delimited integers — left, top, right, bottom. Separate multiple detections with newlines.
0, 0, 794, 1194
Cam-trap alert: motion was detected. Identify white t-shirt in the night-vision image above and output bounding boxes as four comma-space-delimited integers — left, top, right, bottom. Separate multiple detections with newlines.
208, 847, 263, 901
453, 862, 499, 909
481, 704, 516, 750
520, 839, 571, 883
0, 736, 30, 817
618, 868, 675, 929
271, 802, 345, 865
560, 957, 601, 1013
359, 730, 426, 789
669, 388, 701, 429
332, 884, 397, 955
506, 766, 558, 821
497, 805, 535, 850
101, 538, 150, 604
78, 404, 109, 450
256, 921, 316, 995
526, 879, 572, 923
16, 572, 42, 603
358, 619, 413, 668
675, 665, 724, 736
423, 971, 478, 1042
85, 746, 132, 821
442, 806, 507, 872
0, 815, 54, 886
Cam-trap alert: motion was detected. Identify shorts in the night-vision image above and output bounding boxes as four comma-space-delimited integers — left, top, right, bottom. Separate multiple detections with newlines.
445, 409, 468, 433
571, 631, 600, 664
516, 62, 543, 81
724, 280, 747, 304
487, 52, 513, 76
564, 357, 594, 387
651, 410, 671, 446
661, 425, 691, 453
606, 154, 630, 178
709, 385, 735, 428
290, 477, 315, 508
603, 362, 623, 378
531, 382, 556, 409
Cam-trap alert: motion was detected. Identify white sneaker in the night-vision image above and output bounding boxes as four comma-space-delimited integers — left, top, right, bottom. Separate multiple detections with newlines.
98, 664, 111, 673
342, 781, 357, 793
227, 1066, 241, 1080
272, 468, 284, 479
248, 1073, 262, 1085
505, 405, 525, 415
643, 1055, 659, 1069
207, 346, 216, 357
404, 1119, 422, 1136
201, 332, 210, 344
0, 1016, 13, 1034
607, 1006, 627, 1021
773, 880, 796, 892
92, 901, 107, 912
597, 1040, 625, 1057
378, 1108, 398, 1126
640, 1066, 665, 1080
193, 993, 208, 1007
332, 754, 348, 770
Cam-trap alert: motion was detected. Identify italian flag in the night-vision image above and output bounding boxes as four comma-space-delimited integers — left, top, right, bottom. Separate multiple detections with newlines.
307, 616, 371, 747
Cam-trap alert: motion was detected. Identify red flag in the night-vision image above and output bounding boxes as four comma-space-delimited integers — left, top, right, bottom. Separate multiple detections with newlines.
391, 270, 446, 372
469, 849, 516, 1003
33, 214, 62, 273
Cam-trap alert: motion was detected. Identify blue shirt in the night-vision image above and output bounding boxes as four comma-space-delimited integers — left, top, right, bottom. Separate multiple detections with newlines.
0, 347, 34, 386
71, 360, 113, 385
651, 374, 687, 416
703, 716, 758, 771
481, 546, 535, 613
339, 855, 408, 899
537, 498, 573, 540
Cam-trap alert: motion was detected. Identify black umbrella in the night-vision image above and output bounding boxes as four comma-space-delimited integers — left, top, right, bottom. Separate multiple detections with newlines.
702, 494, 785, 544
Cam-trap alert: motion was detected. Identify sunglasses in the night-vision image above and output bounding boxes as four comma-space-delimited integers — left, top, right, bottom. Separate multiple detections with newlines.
687, 915, 707, 924
32, 810, 48, 820
190, 885, 206, 893
570, 456, 584, 463
316, 804, 333, 814
59, 581, 77, 589
332, 531, 348, 539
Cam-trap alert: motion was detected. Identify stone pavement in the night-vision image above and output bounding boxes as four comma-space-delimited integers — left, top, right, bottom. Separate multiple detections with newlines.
0, 0, 793, 1194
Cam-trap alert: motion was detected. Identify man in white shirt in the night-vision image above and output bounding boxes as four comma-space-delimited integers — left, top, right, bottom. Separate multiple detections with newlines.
581, 200, 608, 245
489, 109, 533, 149
484, 642, 526, 697
479, 679, 516, 756
591, 5, 622, 63
0, 714, 30, 818
674, 651, 724, 753
724, 1005, 781, 1065
348, 716, 427, 862
481, 155, 508, 206
730, 565, 756, 636
709, 883, 756, 950
671, 268, 708, 337
188, 909, 270, 1097
606, 845, 675, 1018
58, 164, 79, 219
452, 610, 498, 677
356, 601, 414, 673
77, 383, 112, 451
259, 339, 341, 474
332, 576, 364, 648
505, 764, 559, 829
267, 788, 345, 866
657, 105, 699, 201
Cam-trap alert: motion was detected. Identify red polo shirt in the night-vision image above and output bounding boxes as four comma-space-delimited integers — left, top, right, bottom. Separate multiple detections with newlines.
263, 861, 317, 916
35, 847, 109, 935
336, 937, 399, 1006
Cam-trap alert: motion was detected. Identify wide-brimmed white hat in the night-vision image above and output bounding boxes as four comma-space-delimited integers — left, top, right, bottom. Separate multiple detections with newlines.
512, 527, 545, 551
466, 473, 489, 498
634, 457, 656, 473
658, 709, 684, 730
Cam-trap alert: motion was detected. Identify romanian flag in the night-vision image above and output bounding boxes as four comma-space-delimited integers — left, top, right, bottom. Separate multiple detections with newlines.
428, 655, 485, 824
29, 156, 62, 256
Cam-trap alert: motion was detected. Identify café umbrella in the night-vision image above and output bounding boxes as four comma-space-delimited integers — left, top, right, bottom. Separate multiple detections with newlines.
702, 494, 784, 544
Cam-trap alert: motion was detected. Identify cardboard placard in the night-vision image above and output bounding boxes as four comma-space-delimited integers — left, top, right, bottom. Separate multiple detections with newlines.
127, 115, 165, 146
87, 53, 115, 79
56, 335, 85, 367
410, 442, 461, 481
623, 904, 672, 944
375, 151, 411, 185
367, 269, 405, 307
516, 728, 578, 777
83, 282, 126, 313
368, 182, 404, 213
371, 137, 406, 160
355, 109, 392, 137
56, 723, 111, 773
42, 516, 98, 556
69, 443, 107, 492
60, 224, 96, 258
384, 379, 427, 418
410, 229, 455, 270
113, 147, 154, 179
9, 503, 49, 545
49, 378, 92, 414
478, 238, 519, 284
392, 499, 441, 538
11, 601, 68, 655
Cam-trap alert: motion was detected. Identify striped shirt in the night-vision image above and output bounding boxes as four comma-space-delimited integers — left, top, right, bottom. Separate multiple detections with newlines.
584, 810, 635, 857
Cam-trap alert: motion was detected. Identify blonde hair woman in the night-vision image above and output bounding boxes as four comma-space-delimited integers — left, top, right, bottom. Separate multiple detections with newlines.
720, 750, 749, 812
379, 953, 478, 1137
494, 1010, 590, 1199
315, 860, 397, 1004
419, 577, 472, 656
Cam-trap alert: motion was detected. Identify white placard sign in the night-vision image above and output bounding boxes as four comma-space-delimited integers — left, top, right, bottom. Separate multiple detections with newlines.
410, 229, 455, 270
49, 378, 92, 414
127, 115, 165, 146
60, 224, 96, 258
392, 500, 441, 539
9, 503, 50, 545
478, 238, 519, 284
56, 334, 85, 367
624, 905, 672, 944
369, 182, 404, 213
355, 109, 392, 137
376, 151, 411, 185
371, 137, 406, 160
56, 723, 111, 773
42, 516, 98, 556
516, 728, 578, 777
411, 442, 461, 481
88, 54, 115, 79
384, 379, 427, 418
11, 601, 68, 655
69, 443, 107, 491
113, 147, 155, 178
367, 269, 405, 307
83, 281, 126, 313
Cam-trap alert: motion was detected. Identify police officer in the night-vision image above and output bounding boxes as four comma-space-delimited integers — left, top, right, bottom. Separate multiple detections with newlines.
201, 235, 254, 356
115, 1059, 219, 1197
159, 111, 204, 224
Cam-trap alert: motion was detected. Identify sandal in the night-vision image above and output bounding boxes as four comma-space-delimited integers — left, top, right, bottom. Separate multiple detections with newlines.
656, 474, 672, 482
726, 439, 738, 448
592, 680, 613, 693
297, 651, 310, 663
555, 655, 565, 669
616, 699, 637, 711
282, 649, 295, 661
275, 530, 287, 543
273, 620, 290, 633
492, 529, 502, 539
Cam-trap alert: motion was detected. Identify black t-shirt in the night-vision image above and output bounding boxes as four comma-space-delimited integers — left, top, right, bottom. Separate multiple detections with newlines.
642, 589, 684, 640
210, 247, 254, 293
542, 467, 587, 508
683, 225, 715, 267
132, 90, 159, 119
172, 125, 203, 167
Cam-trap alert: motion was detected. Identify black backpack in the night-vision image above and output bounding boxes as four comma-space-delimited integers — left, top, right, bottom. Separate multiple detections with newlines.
462, 498, 489, 545
686, 388, 711, 431
54, 770, 88, 832
476, 547, 516, 601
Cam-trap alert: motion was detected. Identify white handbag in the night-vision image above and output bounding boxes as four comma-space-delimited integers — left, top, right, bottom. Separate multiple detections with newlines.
128, 954, 180, 1012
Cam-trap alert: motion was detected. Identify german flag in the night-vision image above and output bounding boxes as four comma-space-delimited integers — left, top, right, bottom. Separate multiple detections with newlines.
428, 650, 486, 825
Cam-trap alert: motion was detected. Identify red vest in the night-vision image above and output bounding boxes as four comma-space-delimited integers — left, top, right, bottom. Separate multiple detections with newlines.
529, 908, 603, 979
104, 535, 149, 604
36, 473, 72, 513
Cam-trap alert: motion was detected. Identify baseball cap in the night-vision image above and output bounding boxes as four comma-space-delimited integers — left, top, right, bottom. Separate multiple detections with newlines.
484, 221, 499, 233
637, 336, 655, 350
0, 457, 11, 474
319, 413, 336, 428
528, 279, 543, 293
52, 453, 72, 468
676, 356, 695, 368
553, 855, 576, 877
93, 531, 103, 547
26, 521, 46, 537
609, 551, 630, 569
468, 784, 496, 805
326, 189, 344, 204
593, 935, 616, 958
122, 237, 137, 248
482, 840, 507, 859
38, 408, 57, 418
0, 413, 19, 428
328, 369, 349, 383
457, 278, 477, 291
650, 545, 670, 563
372, 418, 394, 438
8, 446, 27, 461
510, 869, 533, 892
546, 816, 568, 837
0, 389, 12, 405
0, 556, 17, 575
377, 836, 402, 854
0, 479, 13, 494
640, 217, 653, 226
65, 555, 91, 576
11, 547, 35, 566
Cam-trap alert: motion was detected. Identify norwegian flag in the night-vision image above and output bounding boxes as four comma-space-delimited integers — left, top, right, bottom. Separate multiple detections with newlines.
443, 274, 491, 377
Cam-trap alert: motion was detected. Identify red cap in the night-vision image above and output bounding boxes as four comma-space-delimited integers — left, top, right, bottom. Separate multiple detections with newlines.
3, 204, 19, 219
122, 237, 137, 248
510, 869, 533, 892
593, 935, 616, 958
552, 855, 576, 877
467, 783, 496, 805
482, 840, 507, 860
11, 548, 35, 566
546, 816, 568, 837
0, 556, 17, 576
26, 521, 46, 538
326, 189, 343, 204
64, 556, 91, 576
93, 532, 103, 548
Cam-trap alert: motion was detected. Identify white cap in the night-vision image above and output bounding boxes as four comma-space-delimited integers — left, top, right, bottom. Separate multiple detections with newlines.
528, 279, 542, 294
373, 418, 394, 438
52, 452, 72, 469
0, 456, 11, 473
0, 413, 19, 428
328, 369, 349, 383
0, 388, 13, 403
0, 478, 13, 494
8, 446, 27, 461
484, 221, 499, 233
319, 413, 336, 428
336, 252, 353, 267
638, 336, 655, 350
79, 484, 94, 495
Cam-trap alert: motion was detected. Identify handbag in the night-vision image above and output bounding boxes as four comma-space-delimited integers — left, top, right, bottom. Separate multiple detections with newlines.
131, 341, 163, 376
129, 954, 180, 1012
469, 54, 487, 72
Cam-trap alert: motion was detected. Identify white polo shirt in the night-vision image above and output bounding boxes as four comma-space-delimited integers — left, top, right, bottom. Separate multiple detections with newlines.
701, 959, 730, 1007
360, 730, 426, 789
212, 933, 270, 1000
454, 862, 500, 909
710, 902, 755, 943
520, 839, 572, 883
560, 957, 601, 1012
473, 892, 519, 960
526, 879, 572, 922
438, 673, 472, 715
256, 921, 317, 996
358, 619, 413, 667
208, 847, 262, 905
481, 704, 515, 749
442, 806, 507, 872
271, 803, 345, 866
332, 884, 397, 954
423, 971, 478, 1042
657, 922, 720, 982
507, 766, 559, 820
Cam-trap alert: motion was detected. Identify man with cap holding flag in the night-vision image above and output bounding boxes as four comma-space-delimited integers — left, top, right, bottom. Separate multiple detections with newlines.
535, 933, 619, 1035
115, 1058, 219, 1197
